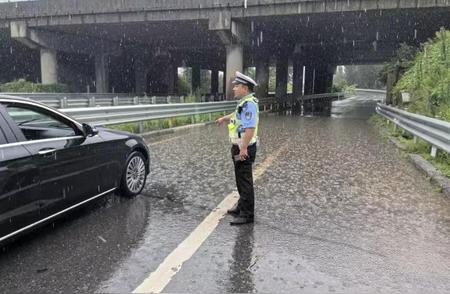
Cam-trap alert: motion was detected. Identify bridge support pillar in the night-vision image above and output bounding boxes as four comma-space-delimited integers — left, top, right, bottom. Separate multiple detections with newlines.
293, 58, 304, 98
256, 58, 269, 98
135, 57, 147, 95
168, 63, 178, 95
95, 54, 109, 93
209, 15, 246, 100
11, 21, 121, 88
314, 66, 326, 94
292, 58, 304, 114
325, 67, 335, 93
314, 65, 335, 94
192, 64, 201, 94
304, 65, 315, 95
211, 69, 219, 96
226, 44, 243, 100
40, 48, 58, 85
275, 55, 288, 101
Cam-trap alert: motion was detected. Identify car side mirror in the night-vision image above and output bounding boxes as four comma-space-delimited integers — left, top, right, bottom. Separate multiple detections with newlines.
82, 123, 99, 137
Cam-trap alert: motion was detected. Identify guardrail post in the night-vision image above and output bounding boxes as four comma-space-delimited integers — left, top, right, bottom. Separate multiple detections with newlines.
431, 146, 438, 158
138, 122, 145, 133
180, 96, 184, 103
60, 97, 68, 109
133, 96, 139, 105
167, 96, 171, 104
413, 136, 418, 144
113, 97, 119, 106
191, 115, 196, 124
151, 96, 156, 104
209, 113, 212, 122
89, 97, 96, 107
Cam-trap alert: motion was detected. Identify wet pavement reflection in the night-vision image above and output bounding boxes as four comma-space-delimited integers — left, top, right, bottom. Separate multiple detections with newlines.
228, 226, 255, 293
0, 92, 449, 293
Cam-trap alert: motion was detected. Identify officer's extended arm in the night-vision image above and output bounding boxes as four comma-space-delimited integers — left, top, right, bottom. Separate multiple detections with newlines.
216, 113, 234, 125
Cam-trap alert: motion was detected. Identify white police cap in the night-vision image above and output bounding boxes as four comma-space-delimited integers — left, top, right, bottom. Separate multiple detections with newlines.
232, 71, 258, 87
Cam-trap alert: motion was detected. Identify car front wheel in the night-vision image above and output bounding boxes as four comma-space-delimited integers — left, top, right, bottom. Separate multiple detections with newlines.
120, 151, 147, 197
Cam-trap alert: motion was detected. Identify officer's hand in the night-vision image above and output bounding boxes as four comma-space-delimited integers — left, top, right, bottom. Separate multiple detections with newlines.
216, 117, 225, 126
239, 148, 249, 161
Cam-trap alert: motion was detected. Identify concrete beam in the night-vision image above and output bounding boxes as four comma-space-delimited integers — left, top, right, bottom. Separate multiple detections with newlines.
209, 18, 249, 46
10, 21, 121, 56
2, 0, 449, 27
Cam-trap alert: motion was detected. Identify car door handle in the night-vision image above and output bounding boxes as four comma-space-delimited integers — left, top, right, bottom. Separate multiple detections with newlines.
38, 148, 57, 155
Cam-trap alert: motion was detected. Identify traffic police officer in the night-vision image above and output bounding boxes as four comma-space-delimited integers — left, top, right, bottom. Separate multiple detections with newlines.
216, 71, 259, 225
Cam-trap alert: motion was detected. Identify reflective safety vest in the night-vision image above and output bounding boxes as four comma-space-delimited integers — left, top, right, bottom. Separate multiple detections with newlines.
228, 94, 259, 146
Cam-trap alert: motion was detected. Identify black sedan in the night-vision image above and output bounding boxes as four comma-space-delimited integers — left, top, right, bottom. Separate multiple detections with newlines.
0, 96, 150, 243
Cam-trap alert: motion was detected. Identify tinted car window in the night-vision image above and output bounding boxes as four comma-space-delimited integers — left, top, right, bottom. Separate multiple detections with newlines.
5, 105, 76, 141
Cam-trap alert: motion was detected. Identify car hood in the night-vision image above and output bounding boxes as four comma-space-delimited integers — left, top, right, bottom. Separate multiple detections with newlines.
96, 127, 145, 142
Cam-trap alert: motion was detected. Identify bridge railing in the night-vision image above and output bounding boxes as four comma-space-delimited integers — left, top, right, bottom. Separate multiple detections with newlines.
376, 103, 450, 157
276, 92, 345, 115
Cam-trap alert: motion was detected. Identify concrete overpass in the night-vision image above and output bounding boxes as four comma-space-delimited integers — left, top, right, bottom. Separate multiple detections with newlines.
0, 0, 449, 97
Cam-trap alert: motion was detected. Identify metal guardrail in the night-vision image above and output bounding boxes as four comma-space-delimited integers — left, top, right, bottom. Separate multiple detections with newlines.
376, 103, 450, 157
301, 92, 345, 101
1, 92, 225, 108
59, 98, 277, 127
356, 89, 387, 94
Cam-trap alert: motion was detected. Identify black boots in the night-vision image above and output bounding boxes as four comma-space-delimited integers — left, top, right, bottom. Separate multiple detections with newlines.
227, 207, 240, 216
230, 216, 254, 226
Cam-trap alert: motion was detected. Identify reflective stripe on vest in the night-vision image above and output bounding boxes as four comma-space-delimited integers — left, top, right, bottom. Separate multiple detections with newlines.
228, 94, 259, 145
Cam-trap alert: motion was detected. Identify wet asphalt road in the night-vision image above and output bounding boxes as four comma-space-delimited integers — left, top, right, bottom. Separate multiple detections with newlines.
1, 92, 450, 293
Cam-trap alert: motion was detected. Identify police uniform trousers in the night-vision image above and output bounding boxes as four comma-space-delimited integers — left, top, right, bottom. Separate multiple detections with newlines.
231, 143, 257, 217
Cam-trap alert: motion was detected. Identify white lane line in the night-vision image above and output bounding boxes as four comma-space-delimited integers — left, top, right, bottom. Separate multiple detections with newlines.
132, 141, 291, 294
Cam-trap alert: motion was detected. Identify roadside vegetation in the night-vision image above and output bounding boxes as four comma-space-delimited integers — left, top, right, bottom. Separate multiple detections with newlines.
384, 29, 450, 121
332, 65, 383, 96
0, 79, 69, 93
372, 28, 450, 178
